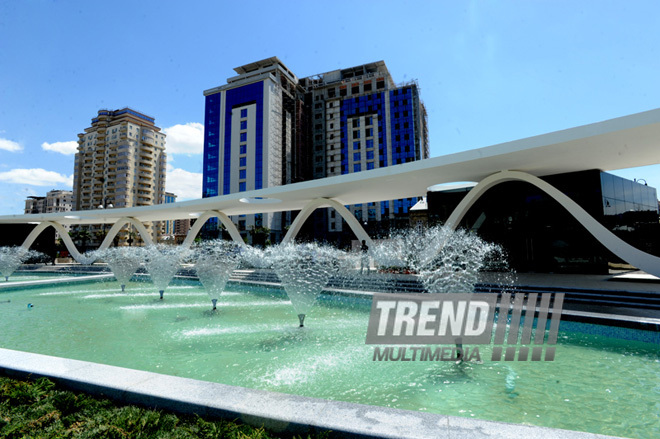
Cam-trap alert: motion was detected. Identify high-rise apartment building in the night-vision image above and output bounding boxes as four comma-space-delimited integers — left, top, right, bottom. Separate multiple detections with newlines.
161, 192, 177, 241
202, 57, 428, 244
73, 108, 167, 244
25, 190, 73, 215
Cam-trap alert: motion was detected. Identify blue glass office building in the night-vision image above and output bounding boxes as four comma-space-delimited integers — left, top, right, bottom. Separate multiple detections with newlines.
202, 58, 428, 245
203, 58, 302, 243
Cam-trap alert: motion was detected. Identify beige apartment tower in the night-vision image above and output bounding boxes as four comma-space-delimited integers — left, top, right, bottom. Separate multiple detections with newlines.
72, 108, 167, 244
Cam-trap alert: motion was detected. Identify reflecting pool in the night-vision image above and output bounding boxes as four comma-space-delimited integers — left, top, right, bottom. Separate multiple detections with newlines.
0, 279, 658, 438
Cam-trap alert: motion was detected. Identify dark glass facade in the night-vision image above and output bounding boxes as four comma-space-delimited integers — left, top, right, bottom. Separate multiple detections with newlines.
427, 170, 660, 274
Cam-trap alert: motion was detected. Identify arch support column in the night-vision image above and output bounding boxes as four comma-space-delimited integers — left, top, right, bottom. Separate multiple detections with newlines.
181, 210, 246, 248
282, 198, 373, 247
101, 217, 154, 250
445, 170, 660, 278
21, 221, 85, 261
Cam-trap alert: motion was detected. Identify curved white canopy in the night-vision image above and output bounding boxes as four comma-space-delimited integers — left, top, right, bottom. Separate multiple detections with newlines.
2, 108, 660, 226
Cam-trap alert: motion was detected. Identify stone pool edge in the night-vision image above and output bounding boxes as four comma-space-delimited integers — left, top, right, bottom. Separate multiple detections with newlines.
0, 348, 622, 439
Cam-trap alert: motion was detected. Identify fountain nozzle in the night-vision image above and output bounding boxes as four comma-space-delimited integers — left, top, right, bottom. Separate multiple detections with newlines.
298, 313, 306, 328
120, 284, 126, 292
212, 298, 218, 311
5, 276, 8, 281
159, 290, 164, 300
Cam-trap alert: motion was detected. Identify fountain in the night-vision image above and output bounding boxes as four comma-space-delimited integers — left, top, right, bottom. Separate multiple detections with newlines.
144, 245, 190, 299
371, 226, 507, 293
1, 230, 658, 438
268, 242, 341, 327
98, 247, 146, 292
0, 246, 42, 281
192, 240, 242, 310
74, 250, 100, 266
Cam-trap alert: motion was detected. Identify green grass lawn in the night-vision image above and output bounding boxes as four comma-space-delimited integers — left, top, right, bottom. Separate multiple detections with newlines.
0, 376, 330, 439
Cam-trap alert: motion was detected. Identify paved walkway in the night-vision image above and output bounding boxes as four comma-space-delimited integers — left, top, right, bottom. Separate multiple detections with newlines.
481, 270, 660, 293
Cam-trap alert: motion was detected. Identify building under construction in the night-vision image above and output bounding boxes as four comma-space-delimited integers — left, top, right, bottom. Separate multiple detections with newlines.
202, 57, 429, 245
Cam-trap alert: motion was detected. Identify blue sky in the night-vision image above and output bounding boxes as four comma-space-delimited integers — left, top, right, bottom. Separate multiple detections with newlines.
1, 0, 660, 215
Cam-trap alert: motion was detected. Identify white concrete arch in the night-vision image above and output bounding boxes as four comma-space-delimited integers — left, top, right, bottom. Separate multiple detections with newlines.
282, 198, 374, 247
445, 170, 660, 278
181, 210, 246, 248
21, 221, 85, 261
101, 217, 154, 249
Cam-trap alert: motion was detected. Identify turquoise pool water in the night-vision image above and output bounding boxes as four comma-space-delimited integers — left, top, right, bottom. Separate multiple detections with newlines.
2, 271, 87, 283
0, 279, 658, 438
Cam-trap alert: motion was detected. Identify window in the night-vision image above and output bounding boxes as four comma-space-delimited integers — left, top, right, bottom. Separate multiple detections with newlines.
239, 169, 246, 179
376, 79, 384, 89
352, 85, 359, 94
353, 130, 360, 139
366, 128, 373, 137
240, 132, 247, 142
353, 152, 361, 161
240, 144, 247, 154
367, 150, 374, 160
328, 88, 336, 98
364, 82, 372, 92
240, 121, 247, 130
340, 87, 347, 97
240, 109, 247, 118
239, 182, 246, 192
353, 141, 360, 150
367, 162, 375, 170
353, 119, 360, 127
366, 116, 372, 126
239, 157, 246, 166
353, 163, 361, 172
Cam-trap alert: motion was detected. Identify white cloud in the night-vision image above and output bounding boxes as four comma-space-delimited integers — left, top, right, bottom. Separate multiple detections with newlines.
42, 140, 78, 155
166, 167, 202, 200
0, 138, 22, 152
0, 168, 73, 187
163, 122, 204, 155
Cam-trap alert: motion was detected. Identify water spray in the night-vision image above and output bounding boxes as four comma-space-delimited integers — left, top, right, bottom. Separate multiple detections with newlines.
505, 366, 517, 397
455, 337, 464, 362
